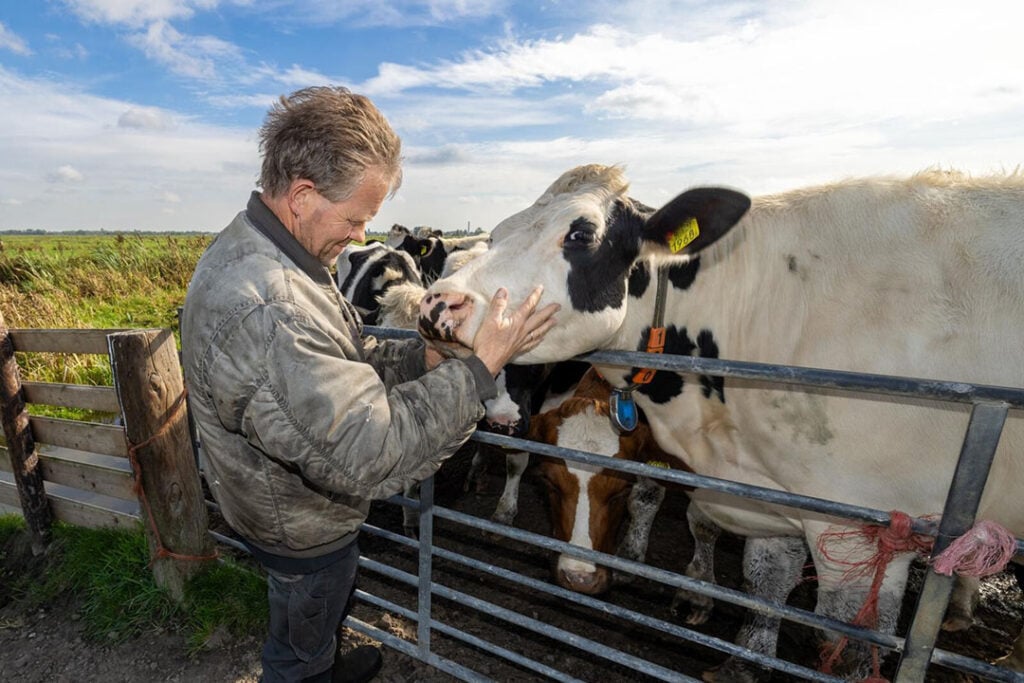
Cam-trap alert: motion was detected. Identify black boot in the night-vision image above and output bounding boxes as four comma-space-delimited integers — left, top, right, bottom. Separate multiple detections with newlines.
331, 645, 383, 683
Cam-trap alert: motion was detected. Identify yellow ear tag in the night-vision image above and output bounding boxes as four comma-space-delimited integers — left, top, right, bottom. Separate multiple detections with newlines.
420, 245, 428, 256
667, 218, 699, 253
646, 460, 670, 469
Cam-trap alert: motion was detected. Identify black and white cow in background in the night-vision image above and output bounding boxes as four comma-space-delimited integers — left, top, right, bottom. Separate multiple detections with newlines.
418, 164, 1024, 681
386, 223, 490, 284
336, 241, 423, 324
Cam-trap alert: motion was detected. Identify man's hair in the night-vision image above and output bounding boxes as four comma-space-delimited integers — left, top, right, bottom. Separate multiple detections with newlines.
258, 86, 402, 202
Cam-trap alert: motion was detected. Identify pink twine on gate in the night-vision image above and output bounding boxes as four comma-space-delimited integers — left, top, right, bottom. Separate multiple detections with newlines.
815, 512, 1018, 683
931, 519, 1018, 578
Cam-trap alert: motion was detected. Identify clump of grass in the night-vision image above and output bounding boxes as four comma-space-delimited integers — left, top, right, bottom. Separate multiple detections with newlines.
182, 556, 268, 650
0, 515, 266, 651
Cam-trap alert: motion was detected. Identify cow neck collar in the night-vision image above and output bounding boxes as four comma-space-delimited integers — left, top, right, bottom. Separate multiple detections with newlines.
608, 265, 668, 433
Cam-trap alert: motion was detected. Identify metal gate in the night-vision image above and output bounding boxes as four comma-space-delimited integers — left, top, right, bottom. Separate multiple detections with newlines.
335, 327, 1024, 683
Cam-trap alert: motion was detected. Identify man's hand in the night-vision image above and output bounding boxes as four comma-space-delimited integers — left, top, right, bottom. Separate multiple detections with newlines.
469, 286, 559, 375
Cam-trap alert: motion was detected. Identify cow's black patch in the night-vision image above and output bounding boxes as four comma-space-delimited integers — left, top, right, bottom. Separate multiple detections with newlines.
667, 257, 701, 291
628, 261, 651, 298
338, 248, 375, 294
625, 325, 725, 404
564, 200, 644, 313
696, 329, 724, 402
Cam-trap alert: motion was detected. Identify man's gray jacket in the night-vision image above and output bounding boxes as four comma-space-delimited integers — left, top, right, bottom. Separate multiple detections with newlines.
181, 193, 496, 562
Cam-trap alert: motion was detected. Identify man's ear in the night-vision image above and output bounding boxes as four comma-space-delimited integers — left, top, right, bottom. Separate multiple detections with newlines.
287, 178, 317, 216
641, 187, 751, 257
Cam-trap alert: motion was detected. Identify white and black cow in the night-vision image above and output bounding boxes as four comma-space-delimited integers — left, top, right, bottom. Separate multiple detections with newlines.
418, 164, 1024, 680
335, 241, 423, 325
387, 223, 490, 284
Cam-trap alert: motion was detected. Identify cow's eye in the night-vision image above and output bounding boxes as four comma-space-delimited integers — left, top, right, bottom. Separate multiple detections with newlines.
565, 218, 598, 247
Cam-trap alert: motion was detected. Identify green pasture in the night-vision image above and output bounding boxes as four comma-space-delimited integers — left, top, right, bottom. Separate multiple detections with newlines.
0, 232, 214, 418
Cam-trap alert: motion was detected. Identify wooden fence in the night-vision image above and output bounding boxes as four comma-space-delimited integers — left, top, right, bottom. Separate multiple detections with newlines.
0, 313, 214, 600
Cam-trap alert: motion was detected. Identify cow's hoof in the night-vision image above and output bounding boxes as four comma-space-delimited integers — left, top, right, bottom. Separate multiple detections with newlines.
994, 649, 1024, 671
670, 592, 713, 626
613, 569, 636, 585
702, 658, 766, 683
941, 613, 974, 632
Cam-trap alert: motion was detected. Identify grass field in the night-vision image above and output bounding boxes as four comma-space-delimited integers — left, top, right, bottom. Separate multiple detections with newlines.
0, 230, 390, 415
0, 232, 212, 334
0, 232, 214, 420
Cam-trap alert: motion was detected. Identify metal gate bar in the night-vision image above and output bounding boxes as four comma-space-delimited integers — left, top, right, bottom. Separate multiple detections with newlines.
358, 556, 699, 682
895, 402, 1010, 681
363, 519, 842, 681
352, 590, 584, 682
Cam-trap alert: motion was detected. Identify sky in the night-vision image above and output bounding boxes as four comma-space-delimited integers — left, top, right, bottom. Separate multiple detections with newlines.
1, 1, 1023, 234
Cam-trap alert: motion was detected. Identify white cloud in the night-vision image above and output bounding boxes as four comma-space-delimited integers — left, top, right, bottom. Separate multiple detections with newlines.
0, 66, 257, 230
294, 0, 505, 28
0, 198, 23, 206
127, 20, 243, 81
118, 106, 177, 130
58, 0, 220, 28
160, 191, 181, 203
50, 165, 85, 182
360, 1, 1024, 138
0, 22, 32, 56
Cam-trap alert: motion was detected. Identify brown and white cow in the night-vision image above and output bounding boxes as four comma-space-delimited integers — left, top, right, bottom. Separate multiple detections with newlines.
419, 164, 1024, 680
528, 368, 674, 594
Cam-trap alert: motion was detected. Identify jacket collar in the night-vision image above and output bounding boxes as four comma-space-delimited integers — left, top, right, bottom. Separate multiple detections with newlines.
246, 191, 334, 287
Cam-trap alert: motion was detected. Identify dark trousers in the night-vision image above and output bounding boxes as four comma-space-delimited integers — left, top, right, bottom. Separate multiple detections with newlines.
259, 542, 360, 683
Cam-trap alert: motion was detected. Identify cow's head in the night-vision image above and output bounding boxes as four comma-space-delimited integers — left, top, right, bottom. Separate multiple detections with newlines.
419, 164, 750, 363
529, 390, 670, 595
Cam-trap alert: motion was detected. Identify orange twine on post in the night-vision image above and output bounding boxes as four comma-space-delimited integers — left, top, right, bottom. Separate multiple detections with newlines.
816, 511, 933, 682
815, 511, 1018, 683
126, 388, 219, 565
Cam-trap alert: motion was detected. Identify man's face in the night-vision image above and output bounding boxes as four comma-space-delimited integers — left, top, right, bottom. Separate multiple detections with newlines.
293, 170, 390, 265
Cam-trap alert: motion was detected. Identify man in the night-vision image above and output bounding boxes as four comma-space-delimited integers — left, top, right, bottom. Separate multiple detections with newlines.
181, 86, 557, 683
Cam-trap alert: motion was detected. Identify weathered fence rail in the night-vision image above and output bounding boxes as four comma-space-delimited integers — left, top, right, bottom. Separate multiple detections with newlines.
0, 320, 213, 599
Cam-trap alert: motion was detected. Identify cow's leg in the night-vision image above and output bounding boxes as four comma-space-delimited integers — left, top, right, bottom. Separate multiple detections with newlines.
491, 451, 529, 526
614, 476, 666, 584
402, 482, 420, 538
463, 445, 490, 494
810, 525, 915, 680
671, 502, 722, 625
703, 535, 806, 683
942, 574, 979, 632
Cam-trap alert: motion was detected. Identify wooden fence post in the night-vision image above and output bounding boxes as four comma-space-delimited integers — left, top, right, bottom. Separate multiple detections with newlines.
108, 329, 214, 601
0, 310, 53, 554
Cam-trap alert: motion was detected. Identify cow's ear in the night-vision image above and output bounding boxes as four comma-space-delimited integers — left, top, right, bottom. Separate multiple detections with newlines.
527, 410, 556, 443
641, 187, 750, 257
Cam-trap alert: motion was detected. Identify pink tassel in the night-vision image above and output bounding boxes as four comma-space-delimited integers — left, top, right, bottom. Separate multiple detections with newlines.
932, 520, 1018, 578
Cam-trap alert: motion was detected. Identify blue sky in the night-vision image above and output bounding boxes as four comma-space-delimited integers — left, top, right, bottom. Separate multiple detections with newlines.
1, 1, 1023, 233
